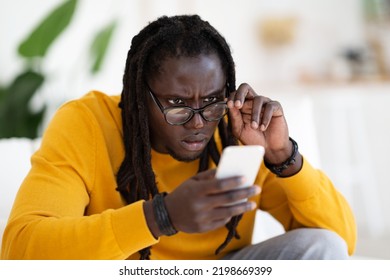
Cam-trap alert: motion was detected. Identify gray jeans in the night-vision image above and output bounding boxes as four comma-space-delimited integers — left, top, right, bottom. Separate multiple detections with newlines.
222, 228, 349, 260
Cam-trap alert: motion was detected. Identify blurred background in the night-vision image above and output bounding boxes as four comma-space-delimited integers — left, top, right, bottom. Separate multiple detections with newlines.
1, 0, 389, 258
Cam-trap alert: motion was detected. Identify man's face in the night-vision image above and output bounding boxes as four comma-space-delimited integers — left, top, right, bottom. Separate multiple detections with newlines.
147, 53, 226, 162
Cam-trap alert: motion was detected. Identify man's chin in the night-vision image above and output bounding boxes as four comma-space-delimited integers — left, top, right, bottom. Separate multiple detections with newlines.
166, 147, 204, 162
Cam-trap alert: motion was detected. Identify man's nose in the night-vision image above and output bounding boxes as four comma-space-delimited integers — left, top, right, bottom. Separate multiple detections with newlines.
186, 112, 205, 129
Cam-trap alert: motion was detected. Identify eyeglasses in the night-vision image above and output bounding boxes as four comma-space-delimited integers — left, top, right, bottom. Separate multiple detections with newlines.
148, 86, 229, 125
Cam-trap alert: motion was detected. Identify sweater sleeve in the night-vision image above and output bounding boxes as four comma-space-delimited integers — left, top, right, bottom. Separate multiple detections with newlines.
1, 100, 158, 259
258, 158, 357, 255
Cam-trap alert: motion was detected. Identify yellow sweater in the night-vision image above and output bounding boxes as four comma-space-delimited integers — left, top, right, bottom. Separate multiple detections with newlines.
1, 91, 356, 259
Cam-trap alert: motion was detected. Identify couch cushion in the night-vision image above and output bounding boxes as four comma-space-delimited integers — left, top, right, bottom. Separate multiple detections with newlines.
0, 138, 36, 221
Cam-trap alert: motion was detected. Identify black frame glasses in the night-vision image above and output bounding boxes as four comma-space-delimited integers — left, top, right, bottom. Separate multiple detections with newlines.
148, 86, 229, 125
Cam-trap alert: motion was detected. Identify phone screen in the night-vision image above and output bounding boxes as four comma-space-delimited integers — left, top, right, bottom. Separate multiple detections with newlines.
216, 145, 265, 189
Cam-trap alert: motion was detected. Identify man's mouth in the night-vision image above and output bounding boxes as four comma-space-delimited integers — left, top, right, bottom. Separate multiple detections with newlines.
181, 135, 208, 152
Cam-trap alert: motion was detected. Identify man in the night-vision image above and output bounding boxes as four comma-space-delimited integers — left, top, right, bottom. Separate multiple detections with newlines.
1, 15, 356, 260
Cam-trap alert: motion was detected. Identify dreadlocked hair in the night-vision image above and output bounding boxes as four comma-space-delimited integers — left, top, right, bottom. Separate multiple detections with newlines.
116, 14, 241, 260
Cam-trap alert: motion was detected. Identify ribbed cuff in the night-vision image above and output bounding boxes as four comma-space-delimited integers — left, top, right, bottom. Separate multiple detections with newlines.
111, 200, 158, 255
277, 157, 320, 201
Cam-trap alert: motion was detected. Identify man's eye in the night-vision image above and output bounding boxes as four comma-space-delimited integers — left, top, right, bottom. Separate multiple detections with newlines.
167, 98, 185, 105
204, 96, 218, 103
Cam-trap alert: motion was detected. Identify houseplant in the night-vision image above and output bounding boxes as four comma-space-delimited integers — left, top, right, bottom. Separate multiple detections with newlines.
0, 0, 116, 139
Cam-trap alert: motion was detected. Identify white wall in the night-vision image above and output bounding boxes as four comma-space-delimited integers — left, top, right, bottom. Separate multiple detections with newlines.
1, 0, 367, 101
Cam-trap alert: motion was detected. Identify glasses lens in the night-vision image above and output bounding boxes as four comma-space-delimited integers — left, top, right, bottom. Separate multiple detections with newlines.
165, 107, 193, 124
202, 103, 228, 121
164, 102, 228, 125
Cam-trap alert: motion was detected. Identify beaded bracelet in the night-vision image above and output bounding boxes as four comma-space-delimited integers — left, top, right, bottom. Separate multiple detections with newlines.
152, 192, 178, 236
264, 137, 299, 177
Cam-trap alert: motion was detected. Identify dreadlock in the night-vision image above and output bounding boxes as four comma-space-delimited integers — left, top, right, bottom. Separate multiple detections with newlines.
116, 15, 240, 260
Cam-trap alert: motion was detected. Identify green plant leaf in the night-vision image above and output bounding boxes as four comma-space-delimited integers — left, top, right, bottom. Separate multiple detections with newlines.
18, 0, 78, 58
21, 106, 46, 138
0, 70, 45, 138
7, 71, 45, 106
90, 21, 117, 74
0, 87, 7, 120
0, 87, 6, 103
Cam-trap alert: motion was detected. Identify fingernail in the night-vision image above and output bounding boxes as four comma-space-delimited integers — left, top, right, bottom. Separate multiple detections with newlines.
251, 121, 258, 129
227, 100, 234, 108
260, 124, 266, 131
235, 100, 241, 107
254, 186, 261, 195
250, 201, 257, 210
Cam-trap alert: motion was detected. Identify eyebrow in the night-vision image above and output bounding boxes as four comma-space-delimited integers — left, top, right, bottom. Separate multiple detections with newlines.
205, 86, 226, 96
162, 86, 226, 99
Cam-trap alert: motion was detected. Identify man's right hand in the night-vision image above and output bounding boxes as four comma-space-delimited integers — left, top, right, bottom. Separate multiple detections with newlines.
144, 169, 260, 238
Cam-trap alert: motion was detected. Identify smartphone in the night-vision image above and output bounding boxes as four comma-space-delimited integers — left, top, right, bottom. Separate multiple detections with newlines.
216, 145, 265, 190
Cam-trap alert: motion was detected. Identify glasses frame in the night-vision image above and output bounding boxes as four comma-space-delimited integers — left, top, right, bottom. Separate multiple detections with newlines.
147, 85, 229, 125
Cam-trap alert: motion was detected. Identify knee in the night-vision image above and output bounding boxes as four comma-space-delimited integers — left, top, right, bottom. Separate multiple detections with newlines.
294, 228, 349, 260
